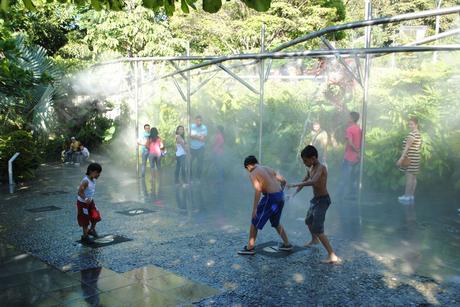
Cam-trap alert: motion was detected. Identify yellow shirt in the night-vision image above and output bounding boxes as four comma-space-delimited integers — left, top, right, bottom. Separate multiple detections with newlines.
71, 141, 80, 151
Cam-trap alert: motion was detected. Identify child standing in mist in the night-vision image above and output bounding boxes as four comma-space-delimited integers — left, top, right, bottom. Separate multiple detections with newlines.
77, 163, 102, 244
288, 145, 341, 264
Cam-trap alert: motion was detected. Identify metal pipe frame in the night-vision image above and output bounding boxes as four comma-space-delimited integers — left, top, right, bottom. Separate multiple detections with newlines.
172, 76, 187, 102
112, 6, 460, 189
159, 45, 460, 79
405, 28, 460, 46
94, 6, 460, 71
134, 61, 140, 177
320, 36, 363, 87
217, 63, 259, 94
358, 0, 372, 201
258, 24, 266, 162
272, 6, 460, 53
190, 71, 219, 96
186, 42, 192, 184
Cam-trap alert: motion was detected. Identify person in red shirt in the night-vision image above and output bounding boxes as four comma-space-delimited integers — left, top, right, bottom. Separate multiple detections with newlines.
337, 111, 362, 199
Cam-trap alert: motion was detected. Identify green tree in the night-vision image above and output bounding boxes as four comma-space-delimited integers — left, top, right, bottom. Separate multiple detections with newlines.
1, 0, 273, 15
170, 0, 346, 55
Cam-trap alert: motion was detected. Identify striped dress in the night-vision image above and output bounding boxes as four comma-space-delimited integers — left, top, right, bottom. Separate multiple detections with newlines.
400, 130, 422, 174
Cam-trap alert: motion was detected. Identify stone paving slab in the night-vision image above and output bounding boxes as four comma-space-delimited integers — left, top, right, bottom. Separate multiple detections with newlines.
0, 242, 220, 307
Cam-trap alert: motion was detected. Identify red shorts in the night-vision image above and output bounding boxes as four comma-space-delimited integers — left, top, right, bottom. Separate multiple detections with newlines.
76, 200, 101, 227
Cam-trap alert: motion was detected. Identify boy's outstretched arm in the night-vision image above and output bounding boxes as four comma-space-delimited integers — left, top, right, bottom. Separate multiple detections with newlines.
289, 167, 322, 189
287, 173, 309, 198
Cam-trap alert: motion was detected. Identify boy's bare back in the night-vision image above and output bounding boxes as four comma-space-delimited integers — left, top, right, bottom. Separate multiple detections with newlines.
250, 165, 283, 194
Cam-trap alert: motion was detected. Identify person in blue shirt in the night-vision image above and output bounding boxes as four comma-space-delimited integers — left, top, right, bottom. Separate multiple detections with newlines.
190, 115, 207, 182
138, 124, 151, 177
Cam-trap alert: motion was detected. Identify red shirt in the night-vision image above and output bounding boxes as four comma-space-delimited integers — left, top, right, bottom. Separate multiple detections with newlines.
212, 132, 224, 156
344, 123, 362, 163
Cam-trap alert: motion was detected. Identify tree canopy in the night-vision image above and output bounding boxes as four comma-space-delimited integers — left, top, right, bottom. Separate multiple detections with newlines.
1, 0, 274, 15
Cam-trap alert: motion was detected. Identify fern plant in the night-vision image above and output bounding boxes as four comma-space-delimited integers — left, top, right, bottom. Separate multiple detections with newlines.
0, 35, 62, 134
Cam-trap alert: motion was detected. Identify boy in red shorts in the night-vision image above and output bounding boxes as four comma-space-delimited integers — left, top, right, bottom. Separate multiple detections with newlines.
77, 163, 102, 244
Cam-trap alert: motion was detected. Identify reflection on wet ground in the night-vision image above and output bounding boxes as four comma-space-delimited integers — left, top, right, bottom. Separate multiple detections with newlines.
0, 162, 459, 305
0, 242, 218, 306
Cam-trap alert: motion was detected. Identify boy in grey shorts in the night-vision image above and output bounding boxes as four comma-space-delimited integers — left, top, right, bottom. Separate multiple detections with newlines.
288, 145, 341, 264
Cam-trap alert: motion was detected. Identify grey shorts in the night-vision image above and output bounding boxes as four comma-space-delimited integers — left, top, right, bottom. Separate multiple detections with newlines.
305, 195, 331, 234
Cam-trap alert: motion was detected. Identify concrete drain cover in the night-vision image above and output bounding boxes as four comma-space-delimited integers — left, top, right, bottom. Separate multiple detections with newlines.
26, 206, 62, 213
116, 208, 156, 216
255, 241, 307, 258
77, 234, 132, 248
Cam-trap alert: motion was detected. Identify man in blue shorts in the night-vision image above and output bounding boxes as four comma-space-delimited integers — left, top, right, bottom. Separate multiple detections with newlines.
238, 156, 293, 255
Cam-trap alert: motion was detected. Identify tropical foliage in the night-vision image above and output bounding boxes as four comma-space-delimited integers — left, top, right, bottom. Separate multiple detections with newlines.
0, 0, 459, 196
1, 0, 273, 15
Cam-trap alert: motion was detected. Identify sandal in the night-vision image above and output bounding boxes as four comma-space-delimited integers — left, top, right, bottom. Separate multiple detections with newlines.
237, 246, 255, 255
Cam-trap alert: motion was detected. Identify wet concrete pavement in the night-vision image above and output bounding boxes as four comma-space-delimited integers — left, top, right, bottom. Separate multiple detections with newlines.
0, 162, 459, 306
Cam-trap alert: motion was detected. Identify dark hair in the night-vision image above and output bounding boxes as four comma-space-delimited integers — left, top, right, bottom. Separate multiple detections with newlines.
195, 115, 202, 120
144, 124, 150, 128
409, 117, 418, 125
149, 127, 159, 142
217, 125, 224, 135
301, 145, 318, 159
176, 125, 185, 138
350, 111, 360, 123
244, 155, 258, 168
86, 163, 102, 175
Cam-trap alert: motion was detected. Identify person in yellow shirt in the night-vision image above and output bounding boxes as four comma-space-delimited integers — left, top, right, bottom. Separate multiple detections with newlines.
65, 137, 80, 164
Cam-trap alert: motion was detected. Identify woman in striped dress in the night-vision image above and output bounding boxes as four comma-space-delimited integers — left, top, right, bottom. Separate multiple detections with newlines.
396, 117, 422, 203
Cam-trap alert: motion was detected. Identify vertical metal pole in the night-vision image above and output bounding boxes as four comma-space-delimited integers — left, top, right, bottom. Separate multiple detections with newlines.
358, 0, 371, 198
186, 42, 192, 183
258, 24, 265, 162
135, 60, 140, 177
433, 0, 442, 62
8, 152, 20, 194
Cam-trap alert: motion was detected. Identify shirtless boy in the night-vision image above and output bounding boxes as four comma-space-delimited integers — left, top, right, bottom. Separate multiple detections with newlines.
288, 145, 341, 264
238, 155, 293, 255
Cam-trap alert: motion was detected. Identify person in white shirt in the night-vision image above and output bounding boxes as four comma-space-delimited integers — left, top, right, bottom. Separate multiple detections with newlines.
78, 144, 90, 164
175, 125, 188, 185
190, 115, 207, 182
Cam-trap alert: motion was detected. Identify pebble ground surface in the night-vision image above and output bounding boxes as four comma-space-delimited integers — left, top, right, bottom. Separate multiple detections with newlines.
0, 162, 459, 306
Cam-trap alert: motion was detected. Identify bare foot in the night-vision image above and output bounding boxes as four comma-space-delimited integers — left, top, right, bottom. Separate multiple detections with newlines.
320, 254, 342, 264
304, 240, 320, 247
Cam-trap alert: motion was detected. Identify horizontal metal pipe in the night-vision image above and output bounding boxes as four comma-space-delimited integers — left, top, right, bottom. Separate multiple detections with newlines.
272, 6, 460, 53
157, 45, 460, 81
367, 28, 460, 59
92, 55, 221, 67
405, 28, 460, 46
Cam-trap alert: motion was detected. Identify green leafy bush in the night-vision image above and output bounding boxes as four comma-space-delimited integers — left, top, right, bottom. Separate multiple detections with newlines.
0, 130, 40, 182
39, 137, 67, 162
